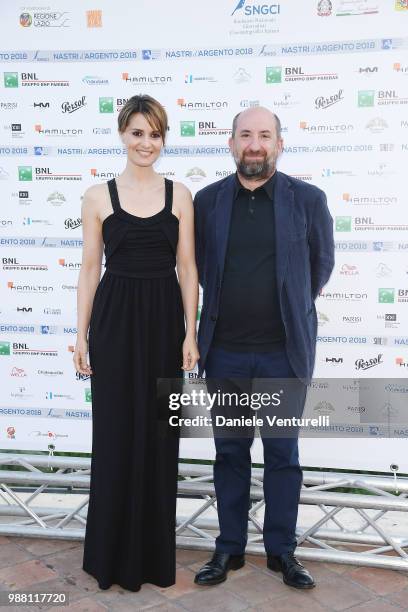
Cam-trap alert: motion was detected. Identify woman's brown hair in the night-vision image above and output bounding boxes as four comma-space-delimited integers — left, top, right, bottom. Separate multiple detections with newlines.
117, 94, 168, 143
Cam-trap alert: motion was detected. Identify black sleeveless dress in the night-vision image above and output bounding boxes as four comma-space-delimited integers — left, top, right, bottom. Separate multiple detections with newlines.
83, 178, 185, 591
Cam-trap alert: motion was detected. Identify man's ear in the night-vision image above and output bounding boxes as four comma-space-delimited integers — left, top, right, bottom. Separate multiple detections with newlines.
228, 136, 234, 151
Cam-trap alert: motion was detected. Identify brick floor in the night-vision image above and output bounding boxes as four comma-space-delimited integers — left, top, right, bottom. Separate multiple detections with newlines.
0, 538, 406, 611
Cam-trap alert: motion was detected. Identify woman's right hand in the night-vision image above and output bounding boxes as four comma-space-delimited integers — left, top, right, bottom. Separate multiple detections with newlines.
73, 337, 93, 376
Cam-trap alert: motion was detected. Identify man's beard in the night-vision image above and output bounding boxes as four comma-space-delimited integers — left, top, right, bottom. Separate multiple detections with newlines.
235, 154, 275, 180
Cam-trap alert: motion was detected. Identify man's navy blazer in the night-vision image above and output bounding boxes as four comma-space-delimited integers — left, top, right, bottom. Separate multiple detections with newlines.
193, 171, 335, 383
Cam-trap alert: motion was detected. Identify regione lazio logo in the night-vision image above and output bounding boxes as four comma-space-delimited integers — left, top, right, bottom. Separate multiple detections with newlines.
180, 121, 195, 137
395, 0, 408, 10
99, 98, 113, 113
20, 13, 32, 27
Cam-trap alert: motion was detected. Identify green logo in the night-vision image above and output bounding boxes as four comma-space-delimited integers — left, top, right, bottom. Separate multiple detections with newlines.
335, 216, 352, 232
99, 97, 114, 113
0, 342, 11, 356
266, 67, 282, 84
358, 90, 375, 107
197, 306, 201, 321
180, 121, 195, 137
378, 288, 394, 303
18, 166, 32, 181
4, 72, 18, 88
85, 388, 92, 402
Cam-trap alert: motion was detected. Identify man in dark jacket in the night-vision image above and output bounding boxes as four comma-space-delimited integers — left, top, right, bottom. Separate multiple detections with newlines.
193, 106, 335, 589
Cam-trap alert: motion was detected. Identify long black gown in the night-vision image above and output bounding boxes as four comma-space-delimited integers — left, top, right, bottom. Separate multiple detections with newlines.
83, 178, 184, 591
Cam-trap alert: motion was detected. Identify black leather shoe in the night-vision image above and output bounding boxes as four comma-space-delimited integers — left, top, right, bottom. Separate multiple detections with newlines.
194, 552, 245, 586
267, 552, 315, 589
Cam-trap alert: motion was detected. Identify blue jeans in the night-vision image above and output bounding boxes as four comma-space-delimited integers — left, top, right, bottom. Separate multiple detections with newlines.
205, 346, 306, 555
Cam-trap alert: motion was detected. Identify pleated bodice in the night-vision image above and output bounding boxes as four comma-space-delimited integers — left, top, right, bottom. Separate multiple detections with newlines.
102, 178, 179, 278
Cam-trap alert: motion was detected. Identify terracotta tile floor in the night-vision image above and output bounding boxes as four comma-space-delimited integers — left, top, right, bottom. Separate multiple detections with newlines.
0, 538, 407, 611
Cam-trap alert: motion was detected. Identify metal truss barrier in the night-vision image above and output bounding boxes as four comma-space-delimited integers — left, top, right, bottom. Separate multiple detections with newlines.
0, 454, 407, 571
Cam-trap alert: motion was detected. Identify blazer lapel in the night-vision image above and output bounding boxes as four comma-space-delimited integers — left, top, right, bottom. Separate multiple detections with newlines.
274, 171, 294, 293
215, 175, 235, 279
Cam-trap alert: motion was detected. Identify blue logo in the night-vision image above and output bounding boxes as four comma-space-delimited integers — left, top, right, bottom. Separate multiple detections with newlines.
232, 0, 246, 14
231, 0, 280, 16
34, 146, 44, 155
373, 242, 384, 251
41, 325, 50, 334
382, 39, 393, 50
142, 49, 160, 60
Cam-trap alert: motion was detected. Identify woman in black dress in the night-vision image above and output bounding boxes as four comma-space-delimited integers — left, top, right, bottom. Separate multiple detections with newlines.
73, 95, 199, 591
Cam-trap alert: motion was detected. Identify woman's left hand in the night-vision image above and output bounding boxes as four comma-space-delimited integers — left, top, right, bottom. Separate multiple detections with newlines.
182, 336, 200, 371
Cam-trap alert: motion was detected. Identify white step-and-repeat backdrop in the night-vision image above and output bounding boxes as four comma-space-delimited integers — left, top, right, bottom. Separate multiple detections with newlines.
0, 1, 407, 471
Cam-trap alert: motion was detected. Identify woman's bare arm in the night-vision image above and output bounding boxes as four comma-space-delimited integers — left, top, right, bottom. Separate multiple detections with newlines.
174, 182, 200, 370
73, 185, 105, 374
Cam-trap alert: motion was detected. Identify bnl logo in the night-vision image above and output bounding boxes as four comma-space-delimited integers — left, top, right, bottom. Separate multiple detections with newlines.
231, 0, 281, 15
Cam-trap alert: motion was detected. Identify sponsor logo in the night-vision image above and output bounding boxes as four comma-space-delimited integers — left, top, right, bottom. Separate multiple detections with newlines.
7, 282, 53, 293
64, 218, 82, 230
35, 124, 83, 137
86, 9, 102, 27
325, 356, 343, 364
336, 1, 379, 16
83, 75, 109, 85
366, 117, 388, 133
90, 168, 120, 179
18, 166, 32, 181
47, 191, 65, 206
2, 258, 47, 272
340, 263, 358, 276
300, 120, 352, 134
355, 354, 383, 370
266, 66, 338, 84
142, 49, 161, 60
376, 263, 392, 277
99, 97, 114, 113
58, 258, 81, 269
233, 68, 251, 83
61, 96, 86, 114
335, 216, 352, 232
396, 357, 408, 367
177, 98, 228, 110
19, 10, 70, 28
378, 288, 394, 303
320, 292, 368, 301
315, 89, 344, 109
122, 72, 172, 85
180, 121, 195, 137
317, 0, 332, 16
185, 73, 217, 84
4, 73, 18, 88
395, 0, 408, 10
10, 367, 27, 378
393, 62, 408, 73
0, 342, 11, 355
342, 192, 397, 206
358, 90, 375, 107
231, 1, 281, 36
6, 426, 16, 439
20, 73, 69, 87
85, 389, 92, 402
185, 167, 206, 182
240, 99, 260, 108
342, 316, 362, 323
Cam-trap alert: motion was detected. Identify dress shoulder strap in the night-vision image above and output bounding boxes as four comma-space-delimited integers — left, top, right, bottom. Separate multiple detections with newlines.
164, 178, 173, 212
107, 179, 121, 213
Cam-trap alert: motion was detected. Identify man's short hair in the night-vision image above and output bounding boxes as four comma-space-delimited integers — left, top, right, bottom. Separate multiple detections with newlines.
231, 111, 281, 139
